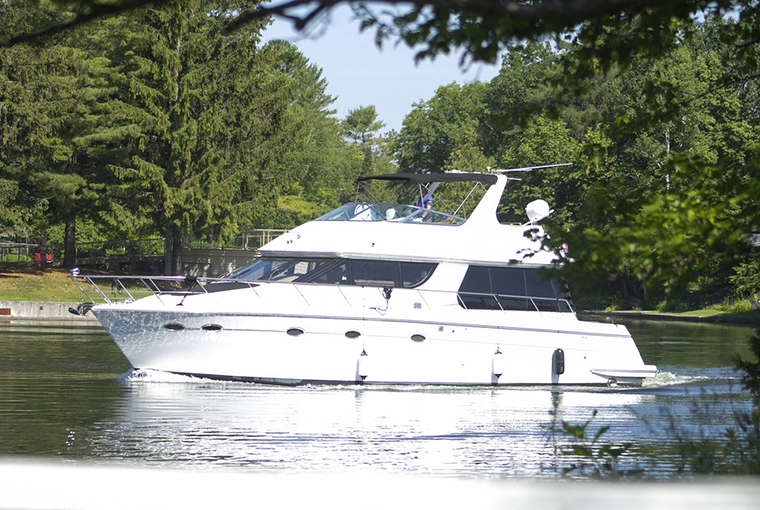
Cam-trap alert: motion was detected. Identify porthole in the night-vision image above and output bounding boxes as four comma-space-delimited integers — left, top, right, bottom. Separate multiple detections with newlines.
202, 324, 223, 332
411, 334, 426, 342
164, 323, 185, 331
287, 328, 305, 337
345, 330, 361, 339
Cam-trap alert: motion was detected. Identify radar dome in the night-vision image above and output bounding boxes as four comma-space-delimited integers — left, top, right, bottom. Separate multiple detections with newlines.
525, 199, 553, 224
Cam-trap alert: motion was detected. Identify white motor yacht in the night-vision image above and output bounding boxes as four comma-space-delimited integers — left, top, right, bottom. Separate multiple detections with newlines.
70, 170, 657, 386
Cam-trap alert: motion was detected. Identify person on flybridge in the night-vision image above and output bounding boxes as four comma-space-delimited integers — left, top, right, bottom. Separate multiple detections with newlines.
414, 184, 434, 221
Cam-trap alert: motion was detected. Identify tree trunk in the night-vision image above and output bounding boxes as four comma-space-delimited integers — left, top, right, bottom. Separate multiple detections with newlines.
172, 235, 183, 276
163, 223, 184, 276
164, 224, 173, 276
63, 213, 77, 269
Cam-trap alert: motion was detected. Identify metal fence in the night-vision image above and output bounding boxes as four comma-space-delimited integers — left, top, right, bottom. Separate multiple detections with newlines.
184, 230, 288, 251
0, 243, 62, 264
76, 239, 165, 259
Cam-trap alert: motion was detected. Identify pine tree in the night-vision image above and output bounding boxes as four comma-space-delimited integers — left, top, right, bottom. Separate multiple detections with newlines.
106, 0, 295, 274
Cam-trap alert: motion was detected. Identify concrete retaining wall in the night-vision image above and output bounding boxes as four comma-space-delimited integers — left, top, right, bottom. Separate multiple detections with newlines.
0, 301, 98, 322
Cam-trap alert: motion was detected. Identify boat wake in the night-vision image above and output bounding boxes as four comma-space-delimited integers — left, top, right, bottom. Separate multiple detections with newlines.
642, 371, 712, 388
115, 368, 730, 393
116, 368, 208, 384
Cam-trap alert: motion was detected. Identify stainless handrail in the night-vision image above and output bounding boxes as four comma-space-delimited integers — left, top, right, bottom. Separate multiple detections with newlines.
456, 291, 573, 313
68, 274, 257, 305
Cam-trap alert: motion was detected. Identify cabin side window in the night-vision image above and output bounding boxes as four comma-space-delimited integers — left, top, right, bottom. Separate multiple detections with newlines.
351, 260, 400, 287
457, 266, 496, 310
338, 260, 436, 288
457, 266, 572, 312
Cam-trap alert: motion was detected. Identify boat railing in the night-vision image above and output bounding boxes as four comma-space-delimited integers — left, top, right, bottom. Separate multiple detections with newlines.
68, 274, 258, 306
457, 291, 573, 313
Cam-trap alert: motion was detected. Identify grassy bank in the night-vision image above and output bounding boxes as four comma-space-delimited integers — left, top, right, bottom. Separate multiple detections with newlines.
0, 266, 88, 302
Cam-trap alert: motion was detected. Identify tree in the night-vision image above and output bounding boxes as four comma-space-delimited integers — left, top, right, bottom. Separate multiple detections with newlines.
552, 18, 760, 301
394, 82, 488, 174
341, 105, 386, 178
1, 0, 299, 272
101, 0, 295, 274
256, 39, 352, 227
0, 3, 125, 267
498, 116, 581, 224
10, 1, 756, 73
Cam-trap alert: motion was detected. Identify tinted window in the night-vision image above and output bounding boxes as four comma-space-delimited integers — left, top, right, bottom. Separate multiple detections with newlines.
490, 267, 530, 311
457, 266, 497, 310
400, 262, 437, 287
458, 266, 571, 312
227, 258, 296, 281
350, 260, 436, 288
305, 260, 350, 285
458, 266, 491, 293
352, 260, 399, 287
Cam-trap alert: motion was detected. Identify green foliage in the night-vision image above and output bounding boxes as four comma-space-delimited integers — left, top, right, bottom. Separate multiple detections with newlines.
394, 81, 489, 174
0, 0, 354, 271
341, 105, 387, 179
730, 254, 760, 301
737, 331, 760, 404
0, 0, 393, 268
552, 163, 753, 296
0, 4, 132, 265
550, 409, 639, 479
342, 105, 385, 146
0, 178, 27, 238
113, 0, 294, 245
383, 16, 760, 303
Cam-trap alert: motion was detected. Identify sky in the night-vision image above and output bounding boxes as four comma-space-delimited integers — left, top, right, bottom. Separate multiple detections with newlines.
262, 5, 501, 133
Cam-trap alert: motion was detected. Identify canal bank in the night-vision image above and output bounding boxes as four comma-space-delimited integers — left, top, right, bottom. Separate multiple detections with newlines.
580, 310, 760, 326
0, 301, 98, 322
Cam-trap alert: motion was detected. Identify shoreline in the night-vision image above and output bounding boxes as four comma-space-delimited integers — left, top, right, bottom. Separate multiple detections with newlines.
0, 300, 98, 322
579, 310, 759, 326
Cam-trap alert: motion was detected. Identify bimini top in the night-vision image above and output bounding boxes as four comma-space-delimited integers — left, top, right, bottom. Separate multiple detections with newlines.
358, 172, 498, 185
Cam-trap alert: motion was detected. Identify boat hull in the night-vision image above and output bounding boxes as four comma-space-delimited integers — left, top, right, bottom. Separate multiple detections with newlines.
93, 298, 656, 386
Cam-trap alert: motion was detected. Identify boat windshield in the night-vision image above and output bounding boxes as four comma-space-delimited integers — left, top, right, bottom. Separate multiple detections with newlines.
225, 258, 334, 283
314, 203, 465, 225
226, 257, 438, 288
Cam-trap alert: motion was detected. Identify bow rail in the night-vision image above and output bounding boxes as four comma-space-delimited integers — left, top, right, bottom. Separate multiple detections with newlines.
68, 274, 250, 307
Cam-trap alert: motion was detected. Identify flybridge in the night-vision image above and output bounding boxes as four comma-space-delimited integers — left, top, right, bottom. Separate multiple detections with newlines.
354, 165, 572, 222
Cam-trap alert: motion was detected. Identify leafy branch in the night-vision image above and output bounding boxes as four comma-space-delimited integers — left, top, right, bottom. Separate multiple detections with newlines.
555, 409, 639, 478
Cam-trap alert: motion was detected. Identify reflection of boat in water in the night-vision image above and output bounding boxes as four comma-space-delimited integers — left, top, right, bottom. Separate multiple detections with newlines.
70, 169, 656, 386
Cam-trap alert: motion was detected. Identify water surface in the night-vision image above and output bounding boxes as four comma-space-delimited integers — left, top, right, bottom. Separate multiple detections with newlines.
0, 319, 754, 478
